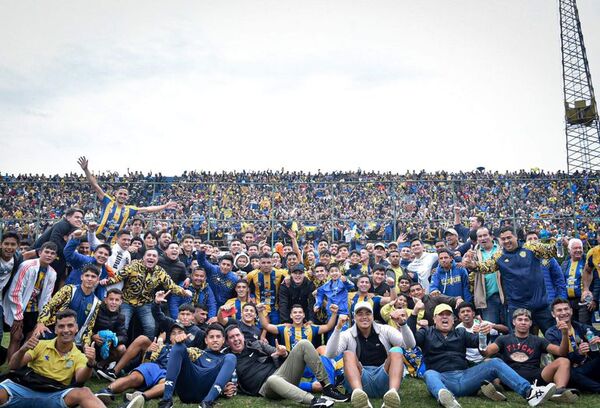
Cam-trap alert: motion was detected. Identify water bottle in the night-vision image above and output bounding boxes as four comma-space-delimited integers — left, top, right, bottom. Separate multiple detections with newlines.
231, 369, 238, 395
475, 319, 487, 350
586, 328, 599, 352
556, 235, 564, 258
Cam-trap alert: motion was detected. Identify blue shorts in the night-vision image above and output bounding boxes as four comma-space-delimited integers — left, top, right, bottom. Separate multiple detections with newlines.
134, 362, 166, 389
345, 364, 389, 398
0, 379, 74, 408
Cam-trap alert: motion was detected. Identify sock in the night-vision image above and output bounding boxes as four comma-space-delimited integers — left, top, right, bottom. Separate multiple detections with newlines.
204, 354, 237, 403
162, 344, 187, 401
299, 381, 313, 392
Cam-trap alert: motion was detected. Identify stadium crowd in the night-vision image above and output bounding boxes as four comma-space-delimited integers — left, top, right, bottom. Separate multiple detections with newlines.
0, 157, 599, 408
2, 166, 599, 251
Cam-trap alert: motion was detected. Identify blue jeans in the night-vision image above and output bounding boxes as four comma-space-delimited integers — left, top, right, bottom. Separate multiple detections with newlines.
423, 358, 530, 399
0, 379, 74, 408
480, 292, 504, 325
121, 302, 156, 339
506, 305, 555, 335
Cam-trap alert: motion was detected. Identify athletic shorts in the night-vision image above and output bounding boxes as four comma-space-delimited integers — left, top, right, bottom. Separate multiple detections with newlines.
134, 362, 166, 389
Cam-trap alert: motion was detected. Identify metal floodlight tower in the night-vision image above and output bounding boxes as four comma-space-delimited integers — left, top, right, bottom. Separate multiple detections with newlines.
559, 0, 600, 172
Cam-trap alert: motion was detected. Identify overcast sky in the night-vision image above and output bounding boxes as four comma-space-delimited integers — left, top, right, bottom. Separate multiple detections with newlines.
1, 0, 599, 175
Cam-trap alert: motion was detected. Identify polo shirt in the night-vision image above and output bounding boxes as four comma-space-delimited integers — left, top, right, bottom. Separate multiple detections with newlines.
26, 339, 87, 385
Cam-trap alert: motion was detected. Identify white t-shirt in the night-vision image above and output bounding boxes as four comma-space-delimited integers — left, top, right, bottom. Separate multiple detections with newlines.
407, 252, 438, 291
456, 321, 498, 363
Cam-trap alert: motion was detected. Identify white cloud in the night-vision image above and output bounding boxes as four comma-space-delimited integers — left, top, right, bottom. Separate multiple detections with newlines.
1, 0, 599, 174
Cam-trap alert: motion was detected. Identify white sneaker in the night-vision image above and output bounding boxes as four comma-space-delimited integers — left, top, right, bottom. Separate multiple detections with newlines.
351, 388, 373, 408
381, 388, 401, 408
527, 381, 556, 407
125, 391, 144, 402
126, 394, 145, 408
437, 389, 461, 408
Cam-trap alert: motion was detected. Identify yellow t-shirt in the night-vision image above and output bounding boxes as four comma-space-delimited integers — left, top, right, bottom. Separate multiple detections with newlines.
26, 339, 87, 385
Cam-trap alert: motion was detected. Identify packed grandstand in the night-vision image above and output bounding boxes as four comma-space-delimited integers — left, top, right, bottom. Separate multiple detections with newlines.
2, 169, 599, 249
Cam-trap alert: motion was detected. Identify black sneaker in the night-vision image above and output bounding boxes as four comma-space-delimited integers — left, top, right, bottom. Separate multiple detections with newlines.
95, 388, 116, 404
158, 399, 174, 408
97, 368, 118, 382
310, 397, 334, 408
322, 383, 350, 402
200, 401, 215, 408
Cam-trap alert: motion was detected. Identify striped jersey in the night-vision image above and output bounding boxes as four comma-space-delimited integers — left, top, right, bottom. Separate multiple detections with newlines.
97, 195, 139, 245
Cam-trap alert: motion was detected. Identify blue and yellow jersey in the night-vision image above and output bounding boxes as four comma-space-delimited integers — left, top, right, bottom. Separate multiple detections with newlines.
564, 258, 586, 299
223, 297, 249, 321
586, 246, 600, 275
347, 292, 382, 319
97, 195, 139, 244
276, 323, 319, 351
245, 269, 287, 313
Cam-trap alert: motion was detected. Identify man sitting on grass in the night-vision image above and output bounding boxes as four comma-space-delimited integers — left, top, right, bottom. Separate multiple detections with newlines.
0, 309, 105, 408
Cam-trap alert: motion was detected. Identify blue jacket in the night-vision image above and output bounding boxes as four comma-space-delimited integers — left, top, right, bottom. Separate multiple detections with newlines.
546, 321, 600, 365
430, 262, 472, 302
196, 251, 238, 307
486, 243, 550, 310
63, 239, 110, 299
540, 258, 567, 303
315, 278, 355, 316
170, 283, 217, 319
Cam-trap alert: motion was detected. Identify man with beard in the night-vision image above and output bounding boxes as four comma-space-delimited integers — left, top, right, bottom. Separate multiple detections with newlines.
417, 304, 556, 408
158, 242, 189, 318
225, 326, 343, 407
101, 249, 192, 339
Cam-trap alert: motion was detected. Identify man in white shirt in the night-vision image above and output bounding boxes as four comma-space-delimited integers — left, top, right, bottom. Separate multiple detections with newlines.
455, 302, 508, 364
107, 231, 131, 291
407, 239, 438, 292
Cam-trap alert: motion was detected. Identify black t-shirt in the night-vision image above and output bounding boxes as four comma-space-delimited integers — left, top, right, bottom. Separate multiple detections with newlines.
358, 330, 388, 367
494, 334, 549, 379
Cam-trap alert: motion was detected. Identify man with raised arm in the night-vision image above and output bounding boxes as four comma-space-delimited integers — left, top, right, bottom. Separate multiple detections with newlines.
77, 156, 177, 245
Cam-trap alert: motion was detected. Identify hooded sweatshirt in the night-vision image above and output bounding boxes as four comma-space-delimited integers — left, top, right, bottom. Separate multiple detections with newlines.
430, 261, 472, 303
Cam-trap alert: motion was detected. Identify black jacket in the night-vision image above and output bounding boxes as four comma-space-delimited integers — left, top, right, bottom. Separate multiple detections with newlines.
92, 303, 128, 345
151, 302, 205, 349
415, 326, 479, 372
158, 257, 188, 284
228, 340, 283, 396
278, 278, 315, 323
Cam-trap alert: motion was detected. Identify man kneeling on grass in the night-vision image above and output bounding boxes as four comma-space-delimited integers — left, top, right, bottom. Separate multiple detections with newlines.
417, 304, 556, 408
225, 325, 347, 407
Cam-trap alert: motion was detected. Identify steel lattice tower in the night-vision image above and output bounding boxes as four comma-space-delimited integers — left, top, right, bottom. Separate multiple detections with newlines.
559, 0, 600, 172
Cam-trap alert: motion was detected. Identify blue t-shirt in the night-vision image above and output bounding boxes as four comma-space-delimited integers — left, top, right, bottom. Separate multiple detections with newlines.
70, 286, 96, 329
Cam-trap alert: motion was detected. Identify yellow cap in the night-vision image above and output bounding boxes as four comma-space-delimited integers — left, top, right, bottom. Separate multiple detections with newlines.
433, 303, 453, 316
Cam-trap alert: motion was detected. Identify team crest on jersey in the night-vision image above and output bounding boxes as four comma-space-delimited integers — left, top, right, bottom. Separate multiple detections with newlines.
519, 251, 526, 258
541, 259, 549, 266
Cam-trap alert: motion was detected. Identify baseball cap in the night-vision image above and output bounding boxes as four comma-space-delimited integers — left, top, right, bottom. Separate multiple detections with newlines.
169, 320, 186, 332
291, 264, 305, 274
444, 228, 458, 236
374, 242, 386, 249
433, 303, 453, 316
354, 301, 373, 315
